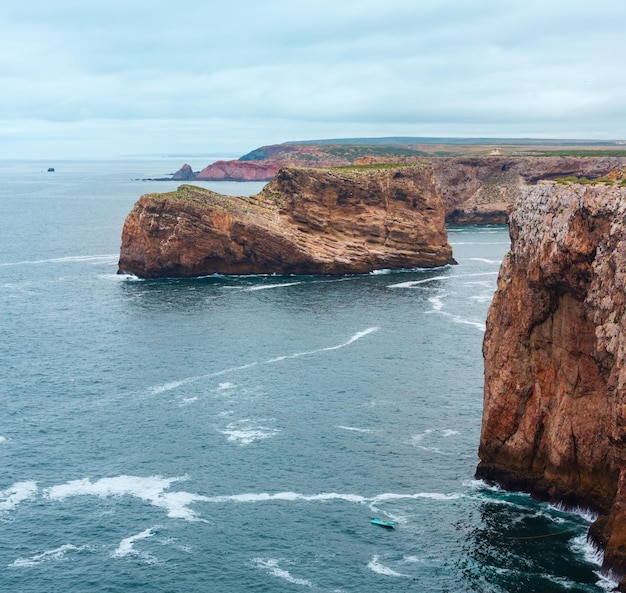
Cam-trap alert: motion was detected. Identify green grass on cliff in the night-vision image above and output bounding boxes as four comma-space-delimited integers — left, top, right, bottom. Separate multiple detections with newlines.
147, 184, 230, 204
554, 176, 617, 186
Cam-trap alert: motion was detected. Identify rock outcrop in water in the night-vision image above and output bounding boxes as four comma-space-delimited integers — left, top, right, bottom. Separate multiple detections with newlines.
476, 181, 626, 586
118, 164, 454, 278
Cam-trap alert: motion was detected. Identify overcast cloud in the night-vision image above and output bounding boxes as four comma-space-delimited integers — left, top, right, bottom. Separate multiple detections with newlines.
2, 0, 625, 158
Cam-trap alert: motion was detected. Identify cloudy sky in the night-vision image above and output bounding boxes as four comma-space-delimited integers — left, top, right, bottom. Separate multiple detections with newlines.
2, 0, 625, 159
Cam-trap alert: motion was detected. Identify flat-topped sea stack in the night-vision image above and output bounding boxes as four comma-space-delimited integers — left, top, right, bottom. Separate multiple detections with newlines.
476, 181, 626, 586
118, 164, 454, 278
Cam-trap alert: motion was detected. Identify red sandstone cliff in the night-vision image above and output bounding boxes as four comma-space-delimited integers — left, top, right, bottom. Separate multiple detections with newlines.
118, 164, 454, 278
195, 160, 281, 181
477, 182, 626, 586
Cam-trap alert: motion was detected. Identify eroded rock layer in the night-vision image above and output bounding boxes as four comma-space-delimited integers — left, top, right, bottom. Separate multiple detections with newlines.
118, 165, 454, 278
430, 156, 626, 224
476, 182, 626, 584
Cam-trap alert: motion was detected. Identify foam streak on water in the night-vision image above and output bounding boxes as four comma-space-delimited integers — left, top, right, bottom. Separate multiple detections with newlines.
9, 544, 88, 568
148, 327, 379, 394
112, 527, 159, 562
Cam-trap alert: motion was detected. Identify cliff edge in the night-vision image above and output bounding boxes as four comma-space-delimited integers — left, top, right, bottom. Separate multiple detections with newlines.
118, 164, 454, 278
477, 182, 626, 585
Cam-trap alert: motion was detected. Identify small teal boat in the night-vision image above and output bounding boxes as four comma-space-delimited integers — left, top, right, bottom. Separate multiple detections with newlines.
371, 517, 395, 528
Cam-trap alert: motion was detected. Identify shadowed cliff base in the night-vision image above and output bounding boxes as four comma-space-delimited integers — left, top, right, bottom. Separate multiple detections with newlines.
118, 164, 455, 278
476, 182, 626, 588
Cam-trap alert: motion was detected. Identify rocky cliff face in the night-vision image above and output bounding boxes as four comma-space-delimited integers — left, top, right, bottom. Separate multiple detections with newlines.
477, 182, 626, 585
195, 160, 281, 181
187, 155, 626, 222
430, 156, 626, 224
118, 164, 454, 278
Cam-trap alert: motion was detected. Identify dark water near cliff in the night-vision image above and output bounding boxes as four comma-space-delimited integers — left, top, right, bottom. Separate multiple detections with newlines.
0, 160, 614, 592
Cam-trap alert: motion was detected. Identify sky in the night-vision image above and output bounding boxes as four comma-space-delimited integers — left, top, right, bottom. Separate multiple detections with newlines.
2, 0, 625, 159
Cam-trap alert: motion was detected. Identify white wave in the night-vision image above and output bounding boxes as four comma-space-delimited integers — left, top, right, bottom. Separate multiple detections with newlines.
252, 558, 313, 587
10, 544, 87, 568
431, 310, 486, 332
112, 527, 159, 563
464, 280, 494, 287
217, 382, 235, 390
411, 429, 433, 444
149, 378, 194, 395
428, 295, 445, 311
442, 429, 460, 437
0, 480, 38, 512
469, 294, 494, 303
370, 269, 392, 275
180, 397, 198, 406
411, 428, 458, 445
466, 257, 502, 264
206, 491, 367, 504
372, 492, 462, 502
0, 254, 119, 267
205, 490, 460, 505
245, 281, 303, 291
403, 555, 426, 564
45, 475, 209, 521
336, 426, 373, 433
99, 273, 141, 282
148, 327, 379, 394
388, 271, 498, 289
569, 535, 618, 591
367, 556, 409, 578
220, 419, 279, 446
388, 275, 450, 288
418, 446, 447, 455
462, 478, 502, 492
549, 502, 598, 523
0, 436, 6, 443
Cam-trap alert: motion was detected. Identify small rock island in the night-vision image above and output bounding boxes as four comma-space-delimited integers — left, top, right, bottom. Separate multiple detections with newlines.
118, 164, 455, 278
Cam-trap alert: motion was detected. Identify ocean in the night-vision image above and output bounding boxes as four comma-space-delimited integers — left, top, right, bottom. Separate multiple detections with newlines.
0, 159, 614, 592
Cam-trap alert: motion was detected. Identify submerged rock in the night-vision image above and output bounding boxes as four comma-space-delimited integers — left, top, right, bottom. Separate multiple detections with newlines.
476, 181, 626, 586
118, 164, 455, 278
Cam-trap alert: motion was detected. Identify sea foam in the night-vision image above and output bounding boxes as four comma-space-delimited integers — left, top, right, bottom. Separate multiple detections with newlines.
112, 527, 159, 563
252, 558, 313, 587
367, 555, 409, 577
10, 544, 88, 568
0, 481, 38, 512
220, 418, 279, 445
45, 475, 209, 521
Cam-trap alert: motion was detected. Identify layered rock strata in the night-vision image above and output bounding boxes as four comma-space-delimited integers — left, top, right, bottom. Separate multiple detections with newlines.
476, 182, 626, 585
195, 160, 281, 181
183, 155, 626, 223
429, 156, 626, 224
118, 165, 454, 278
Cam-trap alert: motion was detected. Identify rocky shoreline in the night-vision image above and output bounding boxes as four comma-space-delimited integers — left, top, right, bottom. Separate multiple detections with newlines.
477, 182, 626, 589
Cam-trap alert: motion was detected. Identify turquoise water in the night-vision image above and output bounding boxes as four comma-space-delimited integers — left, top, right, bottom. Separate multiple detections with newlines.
0, 160, 613, 592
